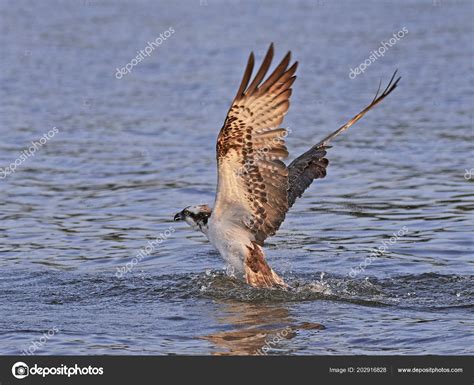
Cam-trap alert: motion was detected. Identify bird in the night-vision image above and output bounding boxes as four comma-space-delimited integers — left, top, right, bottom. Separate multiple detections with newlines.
174, 44, 400, 289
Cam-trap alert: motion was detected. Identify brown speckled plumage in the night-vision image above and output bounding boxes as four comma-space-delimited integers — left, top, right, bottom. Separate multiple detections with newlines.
216, 43, 296, 247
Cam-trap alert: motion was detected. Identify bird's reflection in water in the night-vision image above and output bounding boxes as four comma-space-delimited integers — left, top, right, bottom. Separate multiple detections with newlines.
201, 301, 325, 355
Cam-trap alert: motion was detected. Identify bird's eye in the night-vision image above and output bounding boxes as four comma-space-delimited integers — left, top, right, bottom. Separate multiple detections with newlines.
183, 210, 190, 216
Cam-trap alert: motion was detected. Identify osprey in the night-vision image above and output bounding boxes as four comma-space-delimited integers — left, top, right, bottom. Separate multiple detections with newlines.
174, 44, 400, 289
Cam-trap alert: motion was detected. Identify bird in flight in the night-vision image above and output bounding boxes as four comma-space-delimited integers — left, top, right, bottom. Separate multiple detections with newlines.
174, 44, 400, 289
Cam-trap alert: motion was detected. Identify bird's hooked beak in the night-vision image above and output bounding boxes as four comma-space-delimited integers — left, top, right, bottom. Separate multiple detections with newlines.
174, 211, 184, 221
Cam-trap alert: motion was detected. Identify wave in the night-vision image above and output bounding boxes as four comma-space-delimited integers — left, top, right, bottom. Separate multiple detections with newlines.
1, 269, 472, 310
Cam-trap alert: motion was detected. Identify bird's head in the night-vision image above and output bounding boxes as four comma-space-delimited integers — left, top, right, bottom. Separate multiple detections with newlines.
173, 204, 212, 233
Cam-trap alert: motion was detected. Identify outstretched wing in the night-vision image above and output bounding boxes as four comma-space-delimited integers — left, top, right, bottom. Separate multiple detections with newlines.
287, 71, 401, 207
213, 44, 297, 246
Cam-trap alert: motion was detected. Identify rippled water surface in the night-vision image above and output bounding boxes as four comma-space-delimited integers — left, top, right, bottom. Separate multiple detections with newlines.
0, 0, 473, 355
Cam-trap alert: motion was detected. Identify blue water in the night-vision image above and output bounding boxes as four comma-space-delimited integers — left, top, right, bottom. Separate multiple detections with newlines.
0, 0, 472, 355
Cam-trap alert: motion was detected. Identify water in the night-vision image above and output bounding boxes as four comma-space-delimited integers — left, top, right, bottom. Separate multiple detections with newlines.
0, 0, 472, 355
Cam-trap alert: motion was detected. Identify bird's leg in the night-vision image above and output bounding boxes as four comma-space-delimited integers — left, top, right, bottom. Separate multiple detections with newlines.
244, 242, 288, 289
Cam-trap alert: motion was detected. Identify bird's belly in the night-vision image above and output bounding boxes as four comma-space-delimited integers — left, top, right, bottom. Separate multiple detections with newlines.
207, 220, 249, 275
